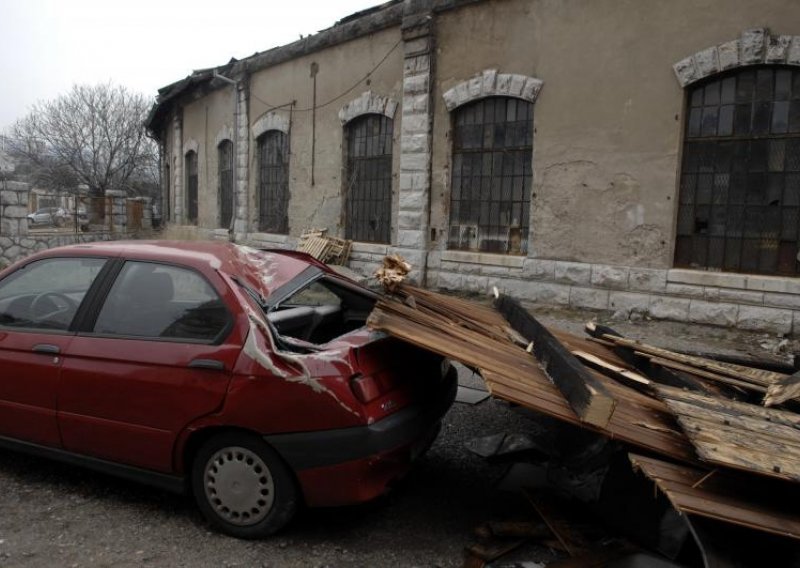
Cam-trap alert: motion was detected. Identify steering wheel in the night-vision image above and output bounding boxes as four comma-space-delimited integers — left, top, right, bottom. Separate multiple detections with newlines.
30, 292, 77, 324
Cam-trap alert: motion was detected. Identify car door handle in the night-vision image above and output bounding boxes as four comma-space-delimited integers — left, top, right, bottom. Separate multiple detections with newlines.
188, 359, 225, 371
32, 344, 60, 355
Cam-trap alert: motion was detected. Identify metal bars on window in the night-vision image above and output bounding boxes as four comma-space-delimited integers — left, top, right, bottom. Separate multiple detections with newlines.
344, 114, 393, 244
257, 131, 289, 234
185, 151, 198, 224
218, 140, 233, 229
448, 97, 533, 254
676, 67, 800, 275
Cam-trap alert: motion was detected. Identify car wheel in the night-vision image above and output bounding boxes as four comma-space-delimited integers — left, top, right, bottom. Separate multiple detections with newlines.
191, 432, 298, 539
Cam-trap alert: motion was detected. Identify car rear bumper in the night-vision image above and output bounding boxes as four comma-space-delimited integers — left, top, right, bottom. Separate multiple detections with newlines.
265, 366, 458, 507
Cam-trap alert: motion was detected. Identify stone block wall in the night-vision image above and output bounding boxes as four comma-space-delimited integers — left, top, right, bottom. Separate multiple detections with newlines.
0, 182, 152, 268
1, 182, 30, 237
425, 252, 800, 335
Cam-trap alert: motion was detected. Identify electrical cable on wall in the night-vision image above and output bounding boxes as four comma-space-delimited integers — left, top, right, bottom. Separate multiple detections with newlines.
249, 38, 402, 113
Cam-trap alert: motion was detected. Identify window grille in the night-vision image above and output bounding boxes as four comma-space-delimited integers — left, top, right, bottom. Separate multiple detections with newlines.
676, 67, 800, 275
185, 151, 198, 224
448, 97, 533, 254
218, 140, 234, 228
257, 131, 289, 234
344, 114, 393, 243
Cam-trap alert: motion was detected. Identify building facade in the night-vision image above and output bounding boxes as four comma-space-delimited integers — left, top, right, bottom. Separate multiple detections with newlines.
146, 0, 800, 334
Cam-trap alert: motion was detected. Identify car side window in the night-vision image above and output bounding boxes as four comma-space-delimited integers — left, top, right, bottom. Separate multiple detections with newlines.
283, 281, 342, 308
93, 261, 229, 342
0, 257, 107, 331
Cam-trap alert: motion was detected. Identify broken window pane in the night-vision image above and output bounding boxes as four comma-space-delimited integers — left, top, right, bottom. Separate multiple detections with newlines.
449, 97, 533, 254
676, 67, 800, 275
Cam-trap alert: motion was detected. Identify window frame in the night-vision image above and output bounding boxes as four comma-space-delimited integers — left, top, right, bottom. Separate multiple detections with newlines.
343, 113, 394, 244
218, 139, 234, 229
256, 130, 290, 234
447, 96, 534, 255
185, 150, 199, 225
674, 65, 800, 276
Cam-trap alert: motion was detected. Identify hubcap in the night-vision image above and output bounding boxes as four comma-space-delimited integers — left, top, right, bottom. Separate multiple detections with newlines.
204, 446, 275, 526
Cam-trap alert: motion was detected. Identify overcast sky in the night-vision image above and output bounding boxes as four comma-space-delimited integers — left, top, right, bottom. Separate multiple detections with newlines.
0, 0, 382, 131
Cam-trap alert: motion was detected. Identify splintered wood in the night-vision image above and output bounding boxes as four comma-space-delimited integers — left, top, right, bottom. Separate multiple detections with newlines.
630, 454, 800, 539
374, 255, 412, 291
654, 385, 800, 483
367, 286, 693, 460
366, 284, 800, 541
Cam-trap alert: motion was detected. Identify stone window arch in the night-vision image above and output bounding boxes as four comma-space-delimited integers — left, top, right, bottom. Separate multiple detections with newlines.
256, 130, 289, 234
252, 110, 290, 139
343, 113, 394, 243
338, 91, 398, 125
672, 29, 800, 88
442, 69, 543, 112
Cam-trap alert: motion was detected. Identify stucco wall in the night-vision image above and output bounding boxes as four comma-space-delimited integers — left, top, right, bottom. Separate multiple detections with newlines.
432, 0, 800, 268
245, 26, 403, 239
152, 0, 800, 334
181, 87, 235, 229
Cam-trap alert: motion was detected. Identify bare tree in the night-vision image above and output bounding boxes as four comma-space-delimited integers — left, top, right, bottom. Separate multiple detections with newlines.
9, 83, 157, 199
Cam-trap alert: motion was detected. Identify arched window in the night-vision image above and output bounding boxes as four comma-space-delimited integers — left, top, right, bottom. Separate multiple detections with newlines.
256, 130, 289, 234
448, 97, 533, 254
676, 66, 800, 275
218, 140, 233, 228
344, 114, 393, 243
185, 150, 198, 224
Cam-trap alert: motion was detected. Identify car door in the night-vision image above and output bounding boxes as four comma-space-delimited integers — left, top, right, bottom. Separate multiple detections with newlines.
58, 260, 243, 473
0, 256, 108, 446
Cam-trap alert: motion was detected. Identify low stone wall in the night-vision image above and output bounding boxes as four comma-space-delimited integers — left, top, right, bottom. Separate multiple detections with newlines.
0, 182, 155, 268
158, 226, 800, 336
0, 233, 116, 267
428, 252, 800, 335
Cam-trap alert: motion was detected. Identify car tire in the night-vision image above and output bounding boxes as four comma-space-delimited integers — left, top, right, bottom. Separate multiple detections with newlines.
191, 432, 298, 539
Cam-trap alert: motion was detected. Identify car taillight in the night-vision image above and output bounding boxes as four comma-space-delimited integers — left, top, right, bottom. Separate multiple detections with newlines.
350, 374, 381, 404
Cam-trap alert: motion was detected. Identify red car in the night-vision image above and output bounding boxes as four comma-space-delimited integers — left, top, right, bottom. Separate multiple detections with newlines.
0, 241, 455, 538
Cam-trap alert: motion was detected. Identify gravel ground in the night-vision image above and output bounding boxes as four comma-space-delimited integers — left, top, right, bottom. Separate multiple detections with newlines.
0, 304, 793, 567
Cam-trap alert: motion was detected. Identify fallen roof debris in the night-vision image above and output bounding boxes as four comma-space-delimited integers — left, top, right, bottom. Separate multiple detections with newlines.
296, 228, 352, 265
366, 280, 800, 564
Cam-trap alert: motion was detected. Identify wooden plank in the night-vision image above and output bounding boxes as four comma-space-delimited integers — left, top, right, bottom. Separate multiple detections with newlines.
582, 324, 724, 395
764, 372, 800, 407
572, 350, 652, 393
496, 296, 616, 428
655, 384, 800, 430
630, 453, 800, 540
603, 333, 786, 390
654, 385, 800, 482
368, 287, 693, 462
646, 355, 765, 393
484, 371, 695, 462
